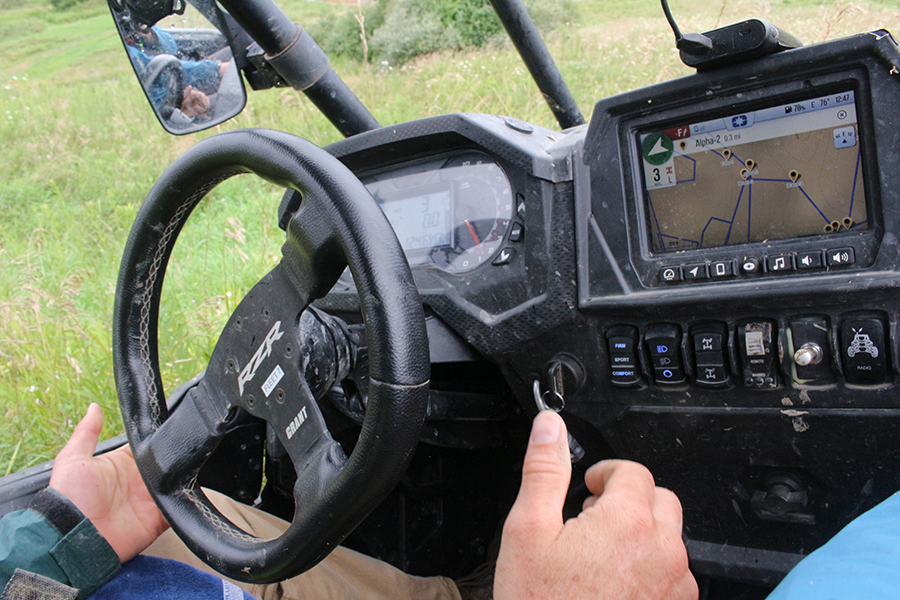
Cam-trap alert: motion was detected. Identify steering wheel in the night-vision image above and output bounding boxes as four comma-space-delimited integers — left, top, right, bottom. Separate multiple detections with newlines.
142, 54, 184, 118
113, 129, 429, 583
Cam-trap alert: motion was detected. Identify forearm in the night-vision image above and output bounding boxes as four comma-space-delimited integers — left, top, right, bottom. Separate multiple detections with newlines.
766, 490, 900, 599
0, 488, 120, 599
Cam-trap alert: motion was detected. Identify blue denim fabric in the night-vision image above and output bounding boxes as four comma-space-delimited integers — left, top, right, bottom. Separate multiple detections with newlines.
88, 556, 255, 600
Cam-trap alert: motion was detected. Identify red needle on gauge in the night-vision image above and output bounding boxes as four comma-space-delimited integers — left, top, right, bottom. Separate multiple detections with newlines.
465, 219, 485, 254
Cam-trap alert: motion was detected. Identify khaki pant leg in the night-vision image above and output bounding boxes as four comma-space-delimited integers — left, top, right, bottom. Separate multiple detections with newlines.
143, 489, 462, 600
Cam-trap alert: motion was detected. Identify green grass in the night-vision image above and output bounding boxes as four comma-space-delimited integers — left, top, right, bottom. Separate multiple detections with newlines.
1, 0, 898, 470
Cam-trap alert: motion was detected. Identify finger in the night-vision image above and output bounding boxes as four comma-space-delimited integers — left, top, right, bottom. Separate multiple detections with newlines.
584, 459, 656, 510
582, 495, 598, 511
504, 411, 572, 541
672, 570, 700, 600
653, 487, 684, 534
584, 459, 653, 495
57, 403, 103, 461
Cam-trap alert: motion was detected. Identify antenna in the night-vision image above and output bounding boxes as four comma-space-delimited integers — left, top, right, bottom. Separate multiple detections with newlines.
660, 0, 713, 55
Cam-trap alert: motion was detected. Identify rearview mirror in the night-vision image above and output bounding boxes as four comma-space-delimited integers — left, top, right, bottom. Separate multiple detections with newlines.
109, 0, 246, 135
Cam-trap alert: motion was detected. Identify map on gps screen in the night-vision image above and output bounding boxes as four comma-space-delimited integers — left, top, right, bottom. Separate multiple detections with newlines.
640, 90, 867, 253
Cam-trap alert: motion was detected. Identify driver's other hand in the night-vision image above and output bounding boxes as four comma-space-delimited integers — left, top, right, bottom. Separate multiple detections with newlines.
181, 85, 210, 117
49, 403, 169, 564
494, 411, 698, 600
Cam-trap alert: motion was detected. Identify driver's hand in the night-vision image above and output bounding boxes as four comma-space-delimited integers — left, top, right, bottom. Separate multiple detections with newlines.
49, 403, 169, 563
494, 411, 698, 600
181, 85, 210, 117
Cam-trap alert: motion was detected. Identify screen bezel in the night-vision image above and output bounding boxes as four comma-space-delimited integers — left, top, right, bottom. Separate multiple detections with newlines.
619, 72, 883, 285
577, 35, 895, 307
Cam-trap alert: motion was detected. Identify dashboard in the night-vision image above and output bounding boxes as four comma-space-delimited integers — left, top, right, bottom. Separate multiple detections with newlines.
315, 30, 900, 582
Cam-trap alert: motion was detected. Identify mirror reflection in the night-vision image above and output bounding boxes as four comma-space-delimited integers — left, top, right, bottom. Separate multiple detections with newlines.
110, 1, 246, 134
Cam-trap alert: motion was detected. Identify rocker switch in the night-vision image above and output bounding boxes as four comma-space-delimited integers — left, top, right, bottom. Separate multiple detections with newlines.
841, 317, 889, 385
607, 326, 640, 387
645, 324, 685, 385
738, 320, 778, 389
692, 323, 729, 387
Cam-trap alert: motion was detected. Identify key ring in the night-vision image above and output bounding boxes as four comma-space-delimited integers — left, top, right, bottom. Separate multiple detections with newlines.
533, 379, 564, 413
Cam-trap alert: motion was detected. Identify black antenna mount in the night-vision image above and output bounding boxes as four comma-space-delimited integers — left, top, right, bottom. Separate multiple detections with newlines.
660, 0, 802, 71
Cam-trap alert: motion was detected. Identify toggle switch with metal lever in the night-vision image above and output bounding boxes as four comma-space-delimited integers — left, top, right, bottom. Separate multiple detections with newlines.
789, 317, 834, 385
793, 343, 823, 366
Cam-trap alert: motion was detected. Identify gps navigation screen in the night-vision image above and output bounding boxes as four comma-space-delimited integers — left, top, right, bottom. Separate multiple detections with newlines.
639, 90, 867, 253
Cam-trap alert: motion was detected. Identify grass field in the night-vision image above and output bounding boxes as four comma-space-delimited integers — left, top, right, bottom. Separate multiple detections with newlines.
1, 0, 898, 471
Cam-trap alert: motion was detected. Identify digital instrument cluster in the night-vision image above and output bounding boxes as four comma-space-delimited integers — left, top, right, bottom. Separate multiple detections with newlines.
360, 151, 515, 274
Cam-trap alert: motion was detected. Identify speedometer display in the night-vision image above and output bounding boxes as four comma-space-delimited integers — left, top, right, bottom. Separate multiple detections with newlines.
361, 151, 514, 273
379, 186, 453, 251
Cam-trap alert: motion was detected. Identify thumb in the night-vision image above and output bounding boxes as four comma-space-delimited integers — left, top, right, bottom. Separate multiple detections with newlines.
57, 403, 103, 461
506, 411, 572, 540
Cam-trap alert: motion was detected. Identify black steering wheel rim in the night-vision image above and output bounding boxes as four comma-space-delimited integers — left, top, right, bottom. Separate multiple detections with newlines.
112, 128, 429, 583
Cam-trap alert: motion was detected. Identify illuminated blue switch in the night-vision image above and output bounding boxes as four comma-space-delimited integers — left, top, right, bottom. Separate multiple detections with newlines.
645, 324, 685, 385
606, 326, 640, 387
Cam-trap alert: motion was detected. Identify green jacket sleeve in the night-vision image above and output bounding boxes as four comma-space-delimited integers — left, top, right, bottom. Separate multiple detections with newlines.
0, 488, 121, 598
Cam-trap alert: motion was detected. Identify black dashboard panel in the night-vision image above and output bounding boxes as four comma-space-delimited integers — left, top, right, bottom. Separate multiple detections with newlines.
568, 30, 900, 572
317, 31, 900, 581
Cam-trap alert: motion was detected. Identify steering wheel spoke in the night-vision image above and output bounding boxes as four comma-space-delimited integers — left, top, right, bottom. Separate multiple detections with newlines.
280, 196, 349, 303
201, 261, 344, 461
203, 263, 307, 410
141, 382, 229, 492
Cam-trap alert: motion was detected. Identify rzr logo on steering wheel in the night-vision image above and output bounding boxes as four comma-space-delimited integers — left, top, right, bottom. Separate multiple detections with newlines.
238, 321, 285, 395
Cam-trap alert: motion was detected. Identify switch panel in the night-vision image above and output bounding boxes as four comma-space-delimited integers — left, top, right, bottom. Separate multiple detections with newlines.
692, 323, 729, 387
840, 317, 889, 384
605, 315, 892, 390
738, 320, 778, 389
789, 316, 834, 385
607, 326, 640, 387
645, 324, 685, 385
